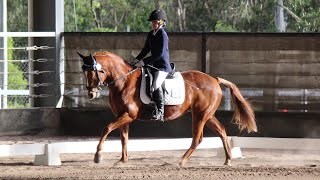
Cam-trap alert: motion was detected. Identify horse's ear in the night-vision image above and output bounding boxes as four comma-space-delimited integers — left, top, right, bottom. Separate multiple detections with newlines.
90, 53, 96, 62
77, 51, 85, 59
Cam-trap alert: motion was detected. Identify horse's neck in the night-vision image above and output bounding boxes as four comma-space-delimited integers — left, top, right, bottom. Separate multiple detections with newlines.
107, 64, 139, 91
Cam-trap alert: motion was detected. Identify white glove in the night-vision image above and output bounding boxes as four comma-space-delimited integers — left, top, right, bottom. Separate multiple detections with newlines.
135, 60, 145, 67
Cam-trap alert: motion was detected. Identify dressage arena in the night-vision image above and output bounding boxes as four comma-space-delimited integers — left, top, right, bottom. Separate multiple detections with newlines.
1, 33, 320, 179
1, 2, 320, 178
0, 135, 319, 180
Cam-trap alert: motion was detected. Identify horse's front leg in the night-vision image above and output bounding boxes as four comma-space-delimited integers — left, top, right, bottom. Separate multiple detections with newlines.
119, 123, 129, 163
94, 113, 133, 163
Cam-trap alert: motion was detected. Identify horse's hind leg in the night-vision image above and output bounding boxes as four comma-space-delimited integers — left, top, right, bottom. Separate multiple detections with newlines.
180, 115, 206, 166
205, 116, 231, 165
94, 113, 133, 163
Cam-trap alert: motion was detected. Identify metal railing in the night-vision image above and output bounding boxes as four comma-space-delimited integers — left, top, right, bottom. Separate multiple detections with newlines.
0, 35, 55, 109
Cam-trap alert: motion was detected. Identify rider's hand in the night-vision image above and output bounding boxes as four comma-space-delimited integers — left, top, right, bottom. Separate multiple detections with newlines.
134, 60, 144, 67
129, 58, 138, 66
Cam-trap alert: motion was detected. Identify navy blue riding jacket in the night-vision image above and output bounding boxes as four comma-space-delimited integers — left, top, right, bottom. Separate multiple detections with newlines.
136, 28, 173, 73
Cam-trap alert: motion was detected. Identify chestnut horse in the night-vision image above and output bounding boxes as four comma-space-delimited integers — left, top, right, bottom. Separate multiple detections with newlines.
77, 51, 257, 166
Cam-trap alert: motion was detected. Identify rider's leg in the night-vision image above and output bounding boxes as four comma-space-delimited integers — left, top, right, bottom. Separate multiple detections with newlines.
152, 71, 168, 121
152, 87, 164, 121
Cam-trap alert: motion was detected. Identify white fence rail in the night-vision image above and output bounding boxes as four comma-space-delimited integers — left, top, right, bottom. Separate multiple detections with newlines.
1, 137, 320, 166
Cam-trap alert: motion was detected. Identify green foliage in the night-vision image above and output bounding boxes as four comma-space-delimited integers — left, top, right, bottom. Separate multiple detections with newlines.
184, 1, 217, 32
64, 0, 320, 33
7, 0, 28, 31
4, 1, 29, 108
125, 1, 154, 32
233, 1, 278, 32
215, 21, 236, 32
7, 38, 29, 108
284, 0, 320, 32
7, 100, 28, 108
64, 0, 154, 32
88, 28, 117, 32
7, 38, 28, 89
65, 0, 96, 31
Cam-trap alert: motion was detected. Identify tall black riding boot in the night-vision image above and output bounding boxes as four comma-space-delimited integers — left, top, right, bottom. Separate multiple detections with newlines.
152, 87, 164, 122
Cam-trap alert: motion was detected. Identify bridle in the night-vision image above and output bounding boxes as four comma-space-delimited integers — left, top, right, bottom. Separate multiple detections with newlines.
81, 56, 106, 100
82, 61, 104, 91
82, 56, 140, 99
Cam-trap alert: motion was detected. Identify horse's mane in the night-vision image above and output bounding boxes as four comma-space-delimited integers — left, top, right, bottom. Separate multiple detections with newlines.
93, 51, 131, 66
94, 51, 122, 60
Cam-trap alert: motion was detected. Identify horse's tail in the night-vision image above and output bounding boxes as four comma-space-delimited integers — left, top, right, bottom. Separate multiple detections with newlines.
217, 77, 257, 133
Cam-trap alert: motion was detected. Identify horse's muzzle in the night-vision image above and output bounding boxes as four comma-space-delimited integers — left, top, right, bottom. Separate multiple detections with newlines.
88, 88, 101, 100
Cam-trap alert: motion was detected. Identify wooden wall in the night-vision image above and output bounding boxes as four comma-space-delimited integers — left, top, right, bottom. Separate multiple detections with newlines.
63, 32, 320, 112
206, 33, 320, 112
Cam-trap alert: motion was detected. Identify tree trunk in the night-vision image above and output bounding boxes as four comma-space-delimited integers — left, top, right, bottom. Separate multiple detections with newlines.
155, 0, 160, 9
174, 0, 185, 31
90, 0, 101, 28
275, 0, 286, 32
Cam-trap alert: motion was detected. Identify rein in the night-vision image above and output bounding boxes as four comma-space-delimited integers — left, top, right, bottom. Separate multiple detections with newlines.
102, 67, 140, 87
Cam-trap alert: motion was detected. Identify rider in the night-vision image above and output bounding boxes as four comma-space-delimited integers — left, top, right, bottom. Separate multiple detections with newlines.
134, 9, 173, 121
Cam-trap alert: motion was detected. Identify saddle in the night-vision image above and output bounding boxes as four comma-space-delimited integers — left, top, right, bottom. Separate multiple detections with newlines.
140, 64, 185, 105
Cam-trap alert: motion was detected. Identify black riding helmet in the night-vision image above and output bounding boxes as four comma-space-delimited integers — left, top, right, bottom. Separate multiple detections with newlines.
148, 9, 167, 21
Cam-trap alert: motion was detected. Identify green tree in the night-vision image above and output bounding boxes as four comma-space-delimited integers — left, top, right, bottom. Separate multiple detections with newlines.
215, 20, 236, 32
230, 1, 278, 32
284, 0, 320, 32
7, 38, 28, 90
6, 0, 29, 108
64, 0, 320, 32
65, 0, 154, 32
7, 38, 28, 108
7, 0, 28, 32
7, 0, 28, 74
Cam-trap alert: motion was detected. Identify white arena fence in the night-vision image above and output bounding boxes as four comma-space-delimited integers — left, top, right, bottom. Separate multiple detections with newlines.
0, 30, 56, 109
1, 137, 320, 166
0, 44, 55, 109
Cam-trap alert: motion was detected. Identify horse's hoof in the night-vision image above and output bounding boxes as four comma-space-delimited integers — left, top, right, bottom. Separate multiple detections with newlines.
223, 160, 231, 166
179, 161, 186, 167
94, 153, 103, 163
113, 160, 126, 167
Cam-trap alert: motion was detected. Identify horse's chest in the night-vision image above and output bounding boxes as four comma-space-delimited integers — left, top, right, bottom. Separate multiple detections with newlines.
109, 91, 132, 107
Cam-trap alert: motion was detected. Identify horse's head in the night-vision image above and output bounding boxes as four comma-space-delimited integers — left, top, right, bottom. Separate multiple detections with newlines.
77, 52, 104, 100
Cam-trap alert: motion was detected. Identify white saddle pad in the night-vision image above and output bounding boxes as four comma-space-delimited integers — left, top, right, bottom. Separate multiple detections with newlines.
140, 68, 185, 105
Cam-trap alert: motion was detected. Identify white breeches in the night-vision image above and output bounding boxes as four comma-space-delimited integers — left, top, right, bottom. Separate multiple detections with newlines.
153, 70, 168, 90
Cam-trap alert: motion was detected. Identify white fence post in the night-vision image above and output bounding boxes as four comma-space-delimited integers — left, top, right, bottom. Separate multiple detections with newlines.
216, 136, 243, 159
34, 144, 61, 166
